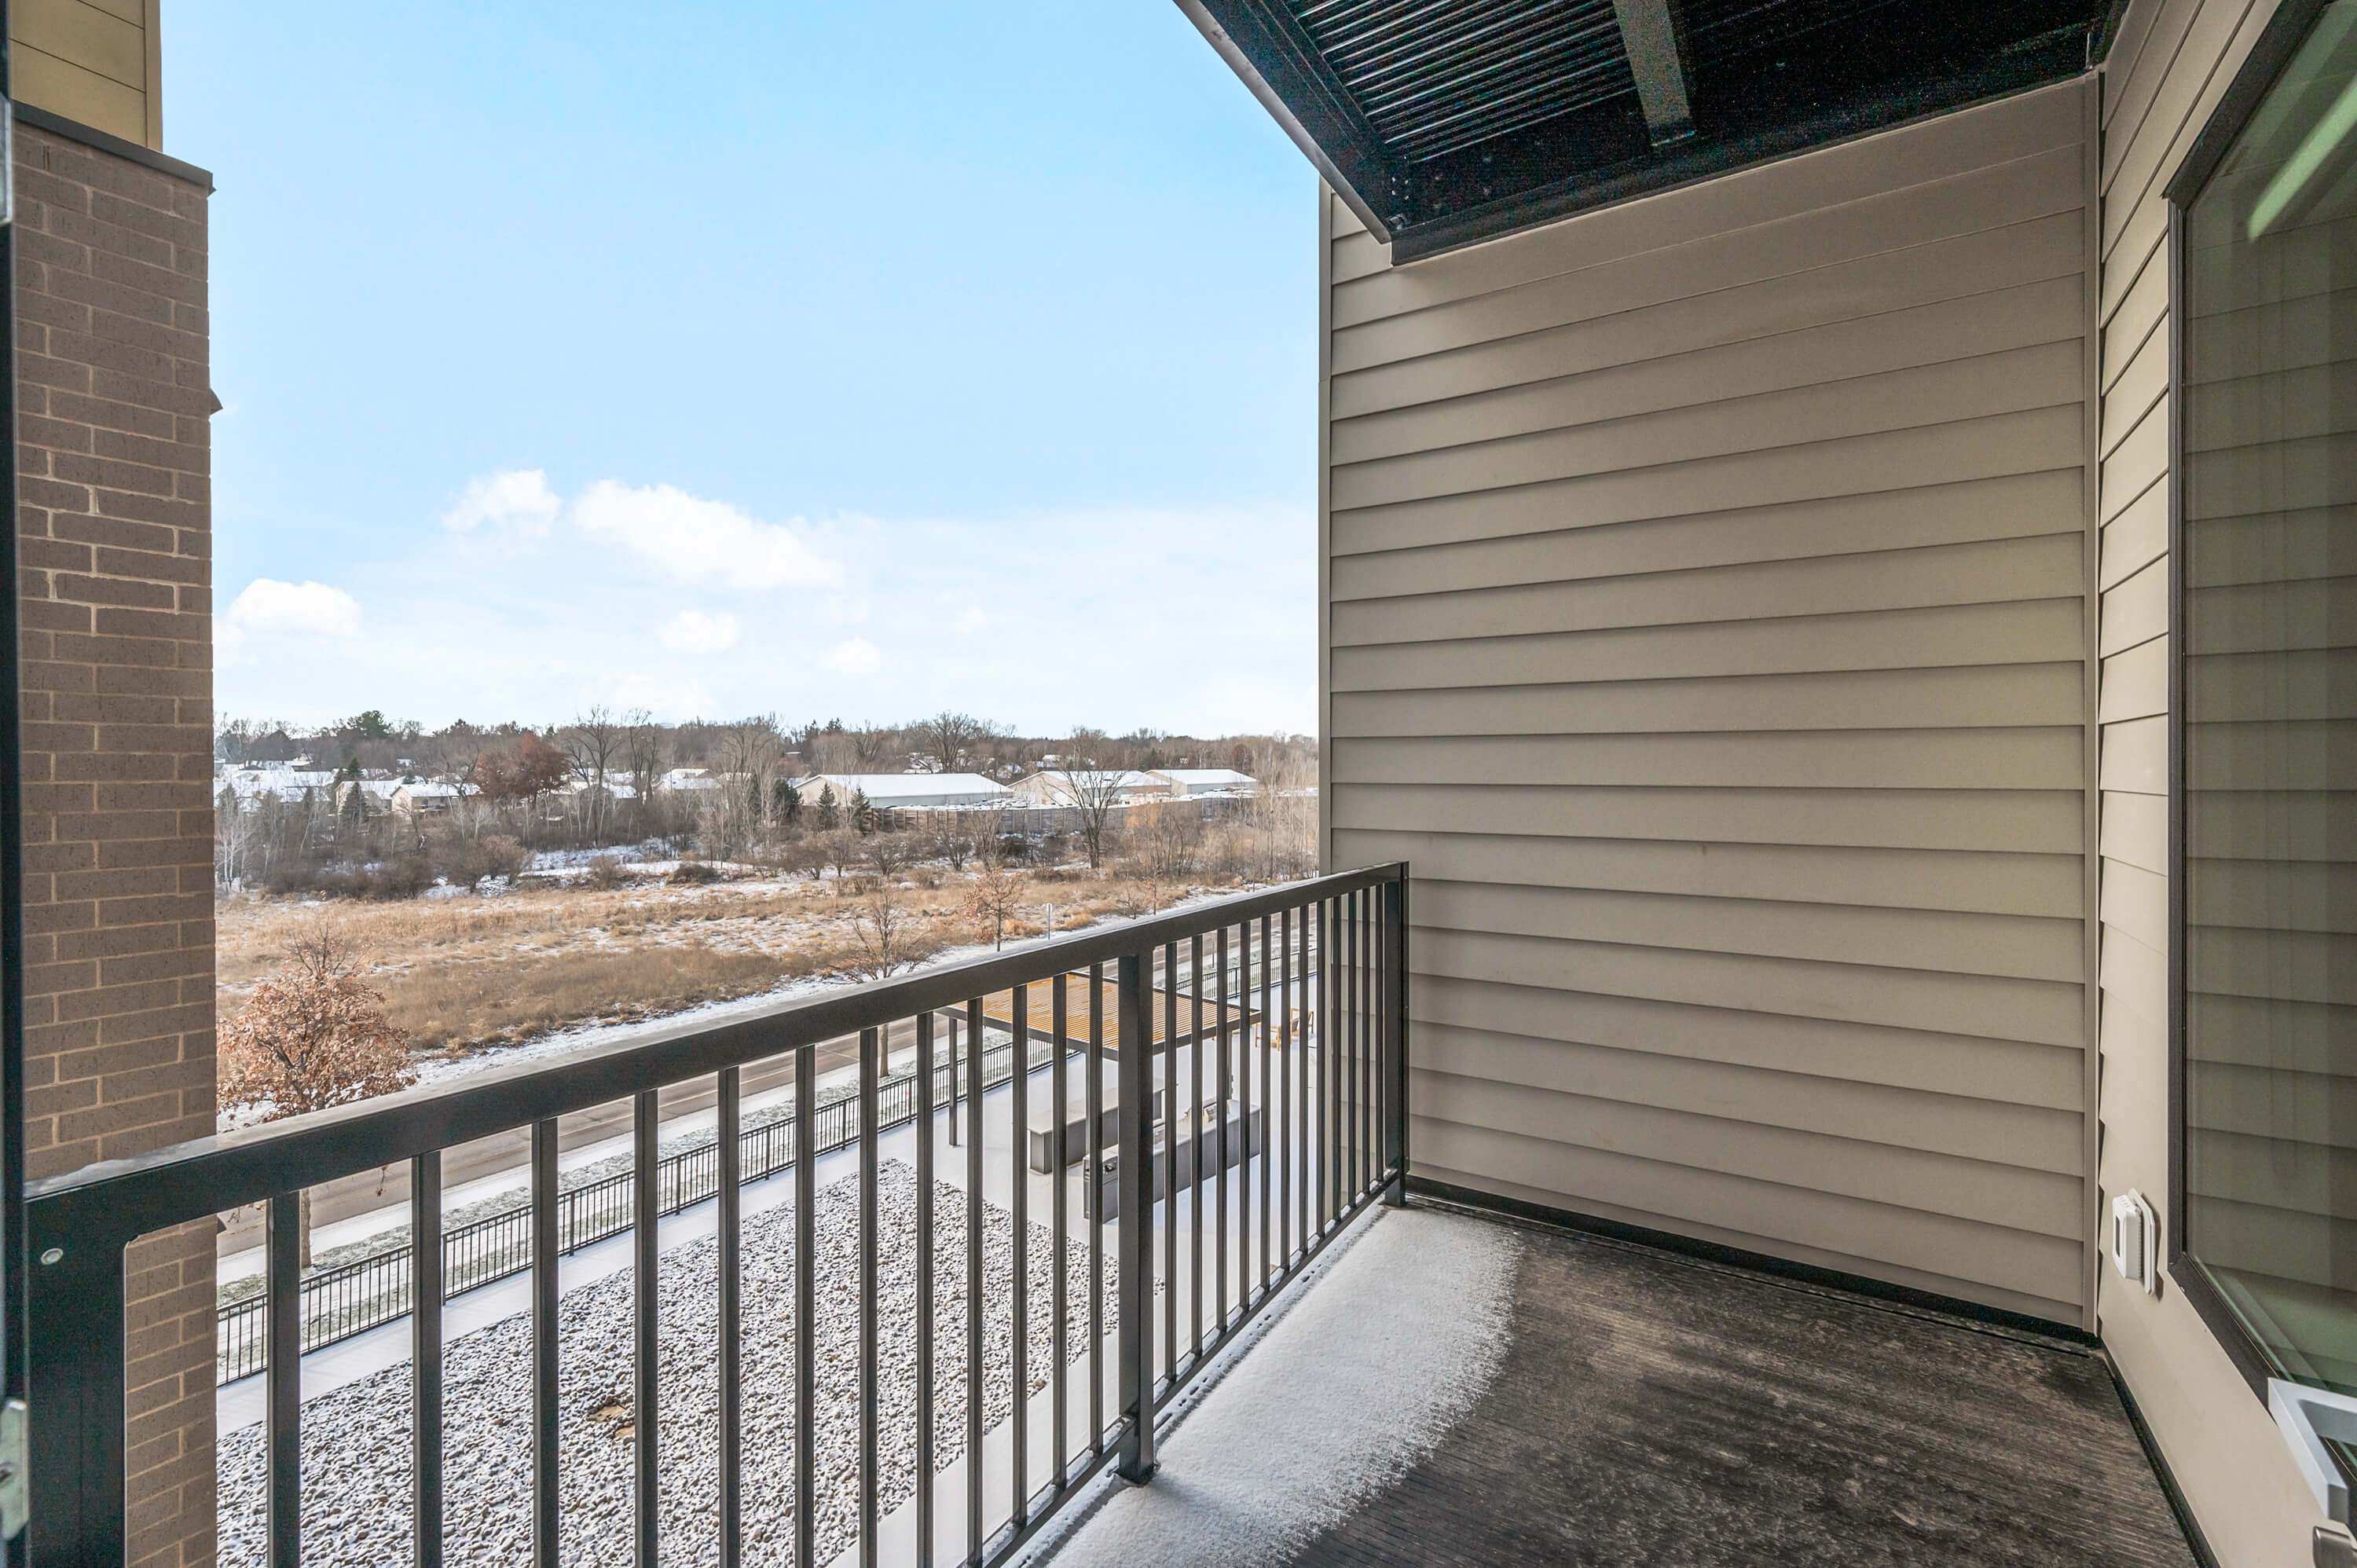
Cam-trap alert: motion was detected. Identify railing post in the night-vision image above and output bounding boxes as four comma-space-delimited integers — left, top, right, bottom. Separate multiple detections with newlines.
1115, 951, 1157, 1485
1382, 870, 1409, 1206
26, 1220, 124, 1566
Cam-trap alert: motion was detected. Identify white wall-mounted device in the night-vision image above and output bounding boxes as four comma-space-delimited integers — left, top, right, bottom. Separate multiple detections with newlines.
2109, 1189, 2157, 1293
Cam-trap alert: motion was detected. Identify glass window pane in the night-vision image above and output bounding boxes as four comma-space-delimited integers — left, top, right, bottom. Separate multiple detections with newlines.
2180, 0, 2357, 1396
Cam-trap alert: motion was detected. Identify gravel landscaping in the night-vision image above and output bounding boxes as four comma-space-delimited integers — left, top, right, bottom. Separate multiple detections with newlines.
218, 1161, 1116, 1567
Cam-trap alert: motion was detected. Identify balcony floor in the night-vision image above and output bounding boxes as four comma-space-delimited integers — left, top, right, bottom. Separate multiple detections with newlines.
1046, 1201, 2196, 1568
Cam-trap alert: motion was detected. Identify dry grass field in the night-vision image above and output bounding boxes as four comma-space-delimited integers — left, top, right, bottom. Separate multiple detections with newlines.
215, 863, 1226, 1062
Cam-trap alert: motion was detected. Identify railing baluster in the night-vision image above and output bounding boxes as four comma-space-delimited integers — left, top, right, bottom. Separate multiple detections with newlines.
533, 1120, 559, 1568
718, 1067, 743, 1568
635, 1090, 661, 1567
1010, 982, 1029, 1526
915, 1013, 936, 1568
966, 996, 984, 1564
1280, 905, 1294, 1271
1087, 964, 1105, 1456
412, 1151, 444, 1568
1051, 972, 1069, 1486
268, 1191, 301, 1568
1115, 951, 1156, 1485
795, 1050, 816, 1568
1160, 943, 1178, 1390
1188, 932, 1204, 1365
860, 1028, 881, 1568
1362, 888, 1375, 1203
1215, 925, 1230, 1334
1259, 913, 1274, 1295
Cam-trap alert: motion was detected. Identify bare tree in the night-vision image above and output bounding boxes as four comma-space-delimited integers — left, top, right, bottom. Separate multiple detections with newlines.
960, 857, 1025, 951
1057, 746, 1133, 870
846, 881, 921, 979
623, 708, 664, 836
561, 705, 626, 844
914, 710, 991, 775
218, 926, 416, 1263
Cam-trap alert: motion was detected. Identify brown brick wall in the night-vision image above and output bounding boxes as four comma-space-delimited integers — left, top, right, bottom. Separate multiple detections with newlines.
13, 116, 216, 1568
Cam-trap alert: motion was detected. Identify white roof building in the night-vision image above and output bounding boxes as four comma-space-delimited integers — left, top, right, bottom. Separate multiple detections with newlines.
798, 773, 1012, 810
662, 768, 727, 793
1007, 769, 1174, 807
1153, 768, 1259, 797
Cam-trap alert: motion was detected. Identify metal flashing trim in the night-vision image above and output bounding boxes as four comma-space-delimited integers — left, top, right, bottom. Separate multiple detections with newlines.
8, 100, 211, 191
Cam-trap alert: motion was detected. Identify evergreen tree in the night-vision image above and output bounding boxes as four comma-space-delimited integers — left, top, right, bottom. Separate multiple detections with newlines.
813, 785, 841, 832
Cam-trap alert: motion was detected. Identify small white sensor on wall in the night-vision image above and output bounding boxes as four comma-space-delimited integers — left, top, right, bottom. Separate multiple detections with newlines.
2110, 1189, 2158, 1293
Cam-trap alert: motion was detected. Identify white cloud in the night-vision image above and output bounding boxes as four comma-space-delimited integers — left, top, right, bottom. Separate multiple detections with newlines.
442, 468, 560, 535
228, 578, 362, 636
659, 610, 741, 654
574, 480, 842, 591
220, 578, 363, 670
820, 637, 882, 675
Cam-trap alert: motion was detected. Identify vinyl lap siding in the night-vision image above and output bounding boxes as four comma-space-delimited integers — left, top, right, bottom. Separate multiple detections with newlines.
2093, 1, 2330, 1560
1323, 81, 2098, 1324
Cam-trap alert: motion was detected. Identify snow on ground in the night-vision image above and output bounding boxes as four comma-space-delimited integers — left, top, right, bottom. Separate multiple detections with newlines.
1037, 1207, 1519, 1568
218, 1163, 1116, 1568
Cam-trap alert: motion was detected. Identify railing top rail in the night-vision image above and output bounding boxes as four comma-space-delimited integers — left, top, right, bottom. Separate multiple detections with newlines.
28, 863, 1404, 1251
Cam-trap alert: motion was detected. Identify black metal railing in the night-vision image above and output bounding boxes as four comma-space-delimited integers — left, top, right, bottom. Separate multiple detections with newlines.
25, 863, 1408, 1568
214, 1026, 1049, 1383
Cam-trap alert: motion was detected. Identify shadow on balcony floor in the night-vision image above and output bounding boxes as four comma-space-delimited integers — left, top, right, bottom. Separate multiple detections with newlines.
1047, 1201, 2197, 1568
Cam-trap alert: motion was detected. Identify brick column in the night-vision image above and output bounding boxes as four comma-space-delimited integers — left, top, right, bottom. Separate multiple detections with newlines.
13, 113, 216, 1568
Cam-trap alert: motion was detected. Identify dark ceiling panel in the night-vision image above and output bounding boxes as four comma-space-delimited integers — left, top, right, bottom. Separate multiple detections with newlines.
1181, 0, 2112, 258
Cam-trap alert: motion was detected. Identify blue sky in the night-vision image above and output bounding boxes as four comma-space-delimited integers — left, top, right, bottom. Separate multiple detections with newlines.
180, 1, 1318, 736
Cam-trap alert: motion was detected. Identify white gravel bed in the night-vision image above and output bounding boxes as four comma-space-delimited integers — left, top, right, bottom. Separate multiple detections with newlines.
218, 1162, 1116, 1567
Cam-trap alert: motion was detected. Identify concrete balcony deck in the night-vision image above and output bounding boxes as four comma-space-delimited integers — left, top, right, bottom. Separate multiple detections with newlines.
1042, 1202, 2198, 1568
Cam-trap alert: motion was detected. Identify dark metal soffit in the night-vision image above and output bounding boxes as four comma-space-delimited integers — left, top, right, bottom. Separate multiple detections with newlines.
1178, 0, 2113, 260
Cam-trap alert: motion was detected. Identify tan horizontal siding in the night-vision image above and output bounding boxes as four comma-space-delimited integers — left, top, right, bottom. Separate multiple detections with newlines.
1332, 599, 2087, 694
1406, 970, 2086, 1108
1324, 78, 2097, 1327
2090, 2, 2334, 1560
1334, 828, 2085, 918
9, 0, 156, 148
1333, 783, 2084, 853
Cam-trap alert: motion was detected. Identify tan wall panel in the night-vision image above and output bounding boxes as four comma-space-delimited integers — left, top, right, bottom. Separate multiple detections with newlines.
1415, 1066, 2085, 1233
1333, 406, 2088, 555
1332, 471, 2084, 600
1332, 782, 2086, 853
1334, 534, 2088, 645
1334, 217, 2087, 421
2101, 478, 2170, 588
1329, 829, 2085, 918
1334, 661, 2084, 738
1333, 727, 2084, 790
2101, 789, 2169, 874
1412, 876, 2084, 982
1330, 599, 2088, 694
2091, 6, 2325, 1552
1333, 145, 2085, 364
1413, 925, 2087, 1050
1408, 969, 2088, 1107
9, 0, 157, 148
1412, 1129, 2086, 1315
1323, 79, 2098, 1335
1334, 277, 2086, 460
1419, 1024, 2085, 1169
1332, 341, 2084, 511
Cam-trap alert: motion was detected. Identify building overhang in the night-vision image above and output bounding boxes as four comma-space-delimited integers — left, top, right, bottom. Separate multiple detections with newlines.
1176, 0, 2121, 261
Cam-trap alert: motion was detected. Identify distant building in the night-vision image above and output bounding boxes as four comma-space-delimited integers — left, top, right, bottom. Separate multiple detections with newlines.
798, 773, 1012, 810
661, 768, 727, 794
1152, 768, 1259, 797
1008, 769, 1173, 807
